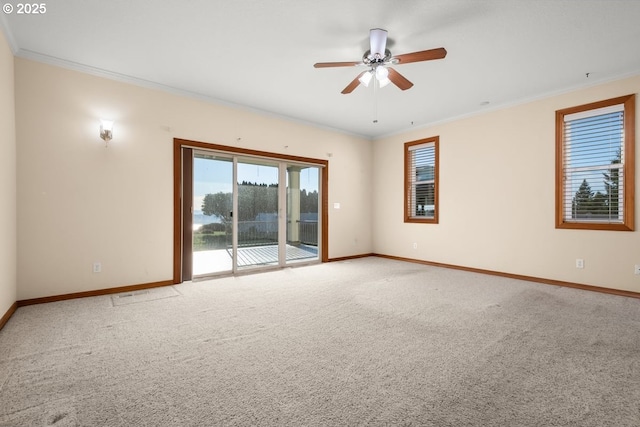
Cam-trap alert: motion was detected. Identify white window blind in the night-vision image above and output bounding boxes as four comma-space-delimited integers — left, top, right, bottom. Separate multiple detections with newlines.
408, 142, 436, 219
562, 104, 624, 223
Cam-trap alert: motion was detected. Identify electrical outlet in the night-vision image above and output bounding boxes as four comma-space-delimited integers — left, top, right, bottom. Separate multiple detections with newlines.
635, 264, 640, 275
93, 262, 102, 273
575, 259, 584, 269
413, 242, 418, 249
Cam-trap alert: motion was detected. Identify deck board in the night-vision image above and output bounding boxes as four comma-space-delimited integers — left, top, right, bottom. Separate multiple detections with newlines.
193, 244, 318, 275
234, 244, 318, 266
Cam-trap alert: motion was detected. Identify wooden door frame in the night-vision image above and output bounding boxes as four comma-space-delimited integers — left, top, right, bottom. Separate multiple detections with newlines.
173, 138, 329, 284
181, 148, 194, 281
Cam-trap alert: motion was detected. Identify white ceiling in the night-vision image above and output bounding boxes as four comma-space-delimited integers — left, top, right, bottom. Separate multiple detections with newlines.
2, 0, 640, 139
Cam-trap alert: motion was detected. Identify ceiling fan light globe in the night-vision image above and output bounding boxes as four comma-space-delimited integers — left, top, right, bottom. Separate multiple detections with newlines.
375, 66, 389, 80
378, 77, 391, 88
359, 71, 373, 87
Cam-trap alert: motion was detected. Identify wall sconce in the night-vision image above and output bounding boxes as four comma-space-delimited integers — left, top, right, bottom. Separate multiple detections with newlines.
100, 120, 114, 146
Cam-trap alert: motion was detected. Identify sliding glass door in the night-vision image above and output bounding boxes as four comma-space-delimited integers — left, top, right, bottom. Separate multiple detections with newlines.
187, 150, 320, 278
286, 165, 320, 265
192, 153, 233, 276
236, 159, 280, 270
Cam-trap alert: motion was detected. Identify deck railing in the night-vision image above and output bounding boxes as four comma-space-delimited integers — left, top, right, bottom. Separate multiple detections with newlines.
238, 220, 278, 246
194, 219, 318, 250
297, 220, 318, 245
237, 220, 319, 246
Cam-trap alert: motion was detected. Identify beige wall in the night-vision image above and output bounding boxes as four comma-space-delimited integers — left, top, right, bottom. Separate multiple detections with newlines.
373, 75, 640, 292
15, 58, 372, 300
12, 54, 640, 300
0, 31, 17, 315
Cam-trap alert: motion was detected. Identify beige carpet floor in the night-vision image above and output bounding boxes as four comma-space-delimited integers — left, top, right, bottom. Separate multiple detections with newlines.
1, 257, 639, 426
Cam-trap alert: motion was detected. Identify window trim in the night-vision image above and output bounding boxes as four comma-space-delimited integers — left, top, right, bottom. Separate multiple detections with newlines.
404, 136, 439, 224
555, 94, 635, 231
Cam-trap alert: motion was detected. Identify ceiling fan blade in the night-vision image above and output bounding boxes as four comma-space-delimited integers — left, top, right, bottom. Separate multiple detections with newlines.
314, 61, 361, 68
394, 47, 447, 64
370, 28, 388, 58
387, 68, 413, 90
341, 72, 366, 94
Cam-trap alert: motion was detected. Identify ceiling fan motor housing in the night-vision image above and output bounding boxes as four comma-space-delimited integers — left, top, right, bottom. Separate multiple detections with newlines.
363, 49, 392, 66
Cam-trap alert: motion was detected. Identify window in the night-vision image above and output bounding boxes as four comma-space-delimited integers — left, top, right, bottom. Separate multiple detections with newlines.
555, 94, 635, 231
405, 136, 439, 223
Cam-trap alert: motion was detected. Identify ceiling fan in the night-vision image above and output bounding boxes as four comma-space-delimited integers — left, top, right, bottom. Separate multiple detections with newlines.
314, 28, 447, 94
